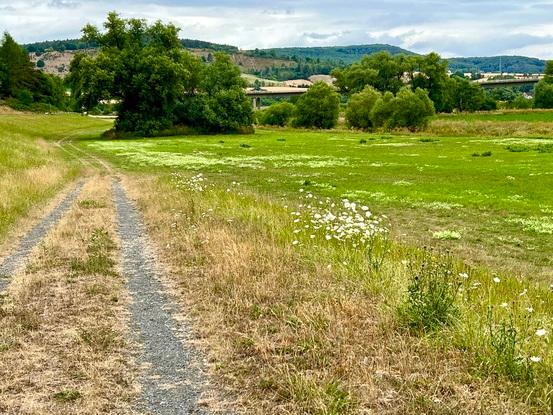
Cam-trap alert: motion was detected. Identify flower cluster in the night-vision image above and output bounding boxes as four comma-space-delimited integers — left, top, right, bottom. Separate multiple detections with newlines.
171, 172, 213, 192
290, 189, 389, 254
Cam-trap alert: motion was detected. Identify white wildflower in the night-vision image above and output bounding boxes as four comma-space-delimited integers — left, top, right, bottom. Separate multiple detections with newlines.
493, 277, 501, 283
530, 356, 542, 363
536, 329, 547, 337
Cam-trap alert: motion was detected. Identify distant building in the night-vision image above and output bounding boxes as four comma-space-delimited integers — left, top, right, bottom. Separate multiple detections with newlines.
284, 79, 313, 88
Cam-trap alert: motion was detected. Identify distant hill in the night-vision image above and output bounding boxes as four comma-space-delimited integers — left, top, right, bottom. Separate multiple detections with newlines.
24, 38, 547, 79
447, 56, 546, 74
24, 38, 238, 54
248, 44, 414, 64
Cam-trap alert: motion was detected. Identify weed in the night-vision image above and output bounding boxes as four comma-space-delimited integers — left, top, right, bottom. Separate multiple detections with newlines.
472, 152, 481, 157
481, 151, 493, 157
359, 138, 367, 144
78, 199, 106, 209
282, 374, 356, 415
537, 143, 553, 153
240, 143, 251, 148
400, 250, 461, 331
506, 145, 531, 153
419, 137, 439, 143
433, 230, 462, 240
70, 228, 116, 275
53, 389, 81, 403
277, 138, 286, 142
486, 308, 533, 382
78, 325, 119, 351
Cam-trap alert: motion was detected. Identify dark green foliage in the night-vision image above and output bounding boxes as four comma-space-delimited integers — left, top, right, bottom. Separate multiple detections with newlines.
0, 33, 68, 110
371, 87, 435, 131
24, 38, 97, 53
534, 64, 553, 109
249, 44, 413, 64
509, 96, 533, 109
257, 102, 296, 126
411, 52, 451, 112
36, 59, 45, 68
180, 38, 238, 53
175, 53, 253, 133
68, 14, 252, 135
293, 82, 340, 129
0, 33, 37, 97
400, 250, 461, 332
449, 76, 496, 112
448, 56, 546, 74
345, 86, 381, 129
332, 51, 408, 94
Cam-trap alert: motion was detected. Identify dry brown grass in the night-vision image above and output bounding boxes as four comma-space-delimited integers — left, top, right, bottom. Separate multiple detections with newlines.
125, 174, 534, 414
0, 175, 137, 414
427, 119, 553, 137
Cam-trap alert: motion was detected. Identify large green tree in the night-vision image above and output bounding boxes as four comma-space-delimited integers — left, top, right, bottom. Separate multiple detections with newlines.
293, 81, 340, 129
534, 61, 553, 109
0, 33, 38, 98
69, 13, 202, 134
345, 86, 381, 129
69, 13, 252, 135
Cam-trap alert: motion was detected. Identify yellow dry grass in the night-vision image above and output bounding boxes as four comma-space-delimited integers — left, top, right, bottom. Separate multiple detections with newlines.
0, 175, 137, 414
124, 174, 534, 414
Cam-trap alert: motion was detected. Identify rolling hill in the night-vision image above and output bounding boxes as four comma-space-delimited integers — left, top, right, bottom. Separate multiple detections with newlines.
24, 38, 548, 78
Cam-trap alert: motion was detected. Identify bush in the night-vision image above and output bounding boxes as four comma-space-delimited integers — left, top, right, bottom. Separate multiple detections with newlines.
510, 95, 533, 109
371, 87, 435, 131
293, 82, 340, 129
345, 86, 381, 130
257, 102, 296, 126
534, 80, 553, 109
400, 249, 461, 331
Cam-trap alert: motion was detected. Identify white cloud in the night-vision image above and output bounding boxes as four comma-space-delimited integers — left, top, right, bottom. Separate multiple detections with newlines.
0, 0, 552, 58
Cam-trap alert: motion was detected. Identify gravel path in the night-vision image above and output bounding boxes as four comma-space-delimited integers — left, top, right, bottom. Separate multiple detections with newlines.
0, 181, 84, 290
113, 180, 209, 415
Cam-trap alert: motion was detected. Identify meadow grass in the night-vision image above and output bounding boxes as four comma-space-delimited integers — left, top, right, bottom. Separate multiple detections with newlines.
1, 112, 552, 412
0, 114, 110, 244
82, 126, 553, 280
123, 172, 552, 413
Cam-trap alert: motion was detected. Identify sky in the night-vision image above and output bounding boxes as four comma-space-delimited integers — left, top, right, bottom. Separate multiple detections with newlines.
1, 1, 553, 58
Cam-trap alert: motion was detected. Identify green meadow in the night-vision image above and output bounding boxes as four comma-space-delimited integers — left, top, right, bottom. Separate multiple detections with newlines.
82, 126, 553, 280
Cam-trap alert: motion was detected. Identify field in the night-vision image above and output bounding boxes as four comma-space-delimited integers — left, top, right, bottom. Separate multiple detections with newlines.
83, 127, 553, 280
1, 111, 552, 414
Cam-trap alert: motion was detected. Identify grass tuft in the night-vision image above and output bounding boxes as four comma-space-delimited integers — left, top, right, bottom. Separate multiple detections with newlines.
53, 389, 81, 403
399, 250, 461, 331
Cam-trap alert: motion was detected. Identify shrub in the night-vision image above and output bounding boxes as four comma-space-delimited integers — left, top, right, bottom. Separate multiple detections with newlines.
371, 87, 435, 131
345, 86, 381, 129
257, 102, 296, 126
293, 82, 340, 129
486, 309, 533, 382
400, 249, 461, 331
534, 77, 553, 109
510, 95, 533, 109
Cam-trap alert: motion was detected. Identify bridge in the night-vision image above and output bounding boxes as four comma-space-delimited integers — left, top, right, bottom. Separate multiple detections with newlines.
475, 77, 543, 89
245, 87, 308, 109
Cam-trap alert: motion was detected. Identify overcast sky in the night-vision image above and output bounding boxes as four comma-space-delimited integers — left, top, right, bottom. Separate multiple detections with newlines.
1, 1, 553, 58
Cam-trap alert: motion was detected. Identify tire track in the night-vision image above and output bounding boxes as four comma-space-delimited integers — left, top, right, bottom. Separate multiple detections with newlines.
113, 180, 209, 415
0, 181, 84, 290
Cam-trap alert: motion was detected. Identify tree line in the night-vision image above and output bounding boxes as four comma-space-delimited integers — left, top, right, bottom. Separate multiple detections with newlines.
0, 33, 68, 111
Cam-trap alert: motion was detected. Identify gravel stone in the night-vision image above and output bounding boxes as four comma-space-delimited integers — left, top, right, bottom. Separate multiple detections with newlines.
113, 180, 209, 415
0, 181, 84, 290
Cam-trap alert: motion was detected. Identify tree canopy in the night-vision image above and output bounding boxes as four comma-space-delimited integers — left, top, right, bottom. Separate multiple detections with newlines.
68, 13, 252, 135
0, 32, 67, 110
